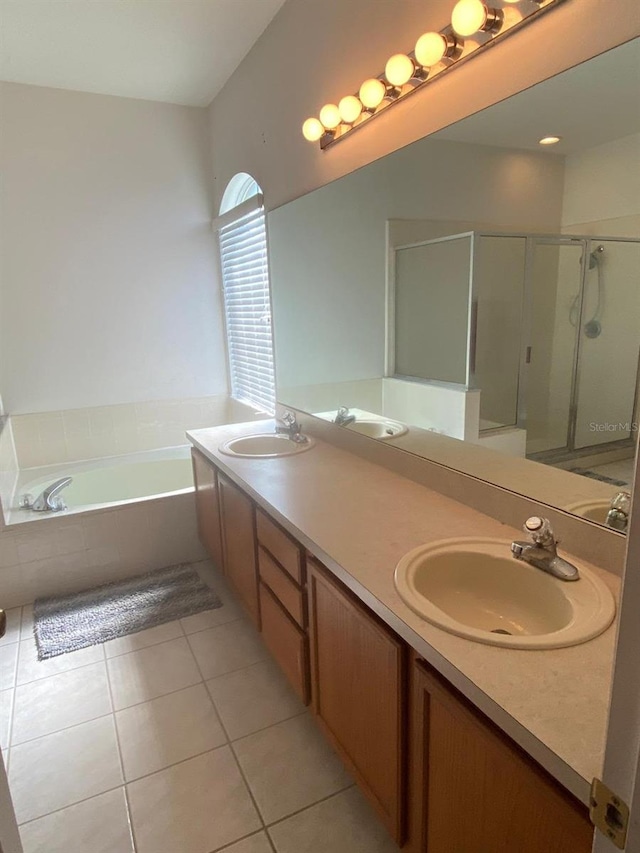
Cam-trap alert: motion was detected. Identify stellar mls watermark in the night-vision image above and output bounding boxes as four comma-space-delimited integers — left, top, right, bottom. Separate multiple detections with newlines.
589, 422, 639, 432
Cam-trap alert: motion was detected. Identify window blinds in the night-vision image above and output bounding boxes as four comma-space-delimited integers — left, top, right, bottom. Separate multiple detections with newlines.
218, 203, 276, 414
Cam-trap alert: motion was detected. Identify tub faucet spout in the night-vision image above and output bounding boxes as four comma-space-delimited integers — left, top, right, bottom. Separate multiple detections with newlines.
26, 477, 73, 512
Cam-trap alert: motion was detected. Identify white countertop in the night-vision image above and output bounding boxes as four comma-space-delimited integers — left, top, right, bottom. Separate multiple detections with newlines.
188, 420, 619, 805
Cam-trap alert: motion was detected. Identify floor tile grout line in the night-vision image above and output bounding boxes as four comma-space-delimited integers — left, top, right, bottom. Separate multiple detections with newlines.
188, 633, 270, 836
10, 708, 114, 750
263, 782, 357, 831
208, 828, 277, 853
14, 747, 356, 838
14, 643, 106, 688
16, 780, 129, 829
104, 647, 139, 853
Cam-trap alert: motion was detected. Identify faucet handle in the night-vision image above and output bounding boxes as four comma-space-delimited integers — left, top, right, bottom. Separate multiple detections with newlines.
280, 411, 296, 426
610, 491, 631, 513
524, 516, 555, 548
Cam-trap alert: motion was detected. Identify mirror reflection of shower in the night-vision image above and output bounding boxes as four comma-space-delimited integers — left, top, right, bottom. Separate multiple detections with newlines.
570, 244, 605, 339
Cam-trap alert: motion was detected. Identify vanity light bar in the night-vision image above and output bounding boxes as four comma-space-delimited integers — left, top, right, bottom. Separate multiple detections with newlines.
302, 0, 568, 150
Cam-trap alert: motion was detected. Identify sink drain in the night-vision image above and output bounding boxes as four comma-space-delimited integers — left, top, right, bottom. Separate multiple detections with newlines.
491, 628, 512, 635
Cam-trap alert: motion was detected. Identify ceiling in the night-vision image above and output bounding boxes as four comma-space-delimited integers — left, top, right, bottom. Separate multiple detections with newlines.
435, 39, 640, 154
0, 0, 286, 107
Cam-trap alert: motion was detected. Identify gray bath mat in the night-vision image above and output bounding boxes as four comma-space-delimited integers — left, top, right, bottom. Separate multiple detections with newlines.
33, 563, 222, 660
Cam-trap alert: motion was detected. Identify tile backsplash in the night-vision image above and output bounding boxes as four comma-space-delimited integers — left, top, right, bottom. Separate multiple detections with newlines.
10, 395, 262, 469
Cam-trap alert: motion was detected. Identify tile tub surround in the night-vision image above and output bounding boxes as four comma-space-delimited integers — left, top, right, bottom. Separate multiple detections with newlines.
9, 395, 263, 470
188, 421, 620, 805
0, 569, 398, 853
0, 417, 19, 524
0, 491, 205, 608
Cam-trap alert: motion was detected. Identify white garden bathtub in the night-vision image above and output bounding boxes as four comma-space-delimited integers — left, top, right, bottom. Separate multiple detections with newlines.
10, 446, 193, 523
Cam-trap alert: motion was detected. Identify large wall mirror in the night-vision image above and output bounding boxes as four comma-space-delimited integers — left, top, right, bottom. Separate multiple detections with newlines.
268, 39, 640, 534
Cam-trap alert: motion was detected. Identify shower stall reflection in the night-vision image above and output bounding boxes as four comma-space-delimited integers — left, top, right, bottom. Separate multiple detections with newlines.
393, 232, 640, 482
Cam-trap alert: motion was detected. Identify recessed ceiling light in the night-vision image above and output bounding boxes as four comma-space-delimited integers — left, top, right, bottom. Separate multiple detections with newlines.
539, 135, 562, 145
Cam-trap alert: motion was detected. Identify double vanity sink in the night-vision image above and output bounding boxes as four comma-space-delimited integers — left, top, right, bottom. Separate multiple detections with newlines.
216, 423, 616, 652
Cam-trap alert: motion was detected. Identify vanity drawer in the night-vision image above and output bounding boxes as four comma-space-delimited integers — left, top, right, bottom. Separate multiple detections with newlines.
259, 582, 310, 705
259, 546, 306, 627
256, 510, 304, 584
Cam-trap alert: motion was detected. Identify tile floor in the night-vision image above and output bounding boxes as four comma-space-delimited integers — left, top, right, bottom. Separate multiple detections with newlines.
0, 561, 400, 853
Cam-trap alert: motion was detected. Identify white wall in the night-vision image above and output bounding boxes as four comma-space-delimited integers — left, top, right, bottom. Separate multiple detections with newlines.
562, 132, 640, 231
0, 83, 228, 414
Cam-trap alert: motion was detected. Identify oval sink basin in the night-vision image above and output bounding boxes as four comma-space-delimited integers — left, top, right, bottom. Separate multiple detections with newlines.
346, 419, 407, 440
566, 499, 610, 524
219, 434, 314, 458
394, 538, 615, 649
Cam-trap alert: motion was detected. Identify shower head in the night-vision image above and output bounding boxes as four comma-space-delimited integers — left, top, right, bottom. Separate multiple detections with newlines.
589, 245, 605, 269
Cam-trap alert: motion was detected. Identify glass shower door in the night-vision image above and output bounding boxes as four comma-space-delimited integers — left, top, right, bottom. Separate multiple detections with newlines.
522, 240, 584, 455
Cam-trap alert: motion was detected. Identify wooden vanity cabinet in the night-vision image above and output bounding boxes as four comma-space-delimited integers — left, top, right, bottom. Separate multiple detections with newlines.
217, 473, 260, 628
191, 449, 224, 569
409, 658, 593, 853
308, 559, 406, 844
192, 449, 593, 853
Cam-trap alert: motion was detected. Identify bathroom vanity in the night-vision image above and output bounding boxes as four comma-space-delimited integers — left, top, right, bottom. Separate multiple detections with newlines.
188, 421, 617, 851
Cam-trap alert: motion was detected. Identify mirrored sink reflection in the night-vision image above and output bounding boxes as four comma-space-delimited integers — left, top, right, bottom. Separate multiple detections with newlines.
345, 419, 407, 440
394, 538, 615, 649
219, 434, 315, 458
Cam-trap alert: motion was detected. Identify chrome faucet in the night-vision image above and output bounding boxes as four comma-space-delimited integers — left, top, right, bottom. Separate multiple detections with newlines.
275, 411, 308, 444
511, 517, 580, 581
334, 406, 356, 426
605, 491, 631, 531
21, 477, 73, 512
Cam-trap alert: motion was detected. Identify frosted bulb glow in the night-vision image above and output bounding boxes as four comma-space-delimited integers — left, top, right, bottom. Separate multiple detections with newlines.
451, 0, 488, 36
415, 32, 448, 66
539, 135, 561, 145
319, 103, 341, 129
359, 78, 386, 109
385, 53, 415, 86
338, 95, 363, 124
302, 118, 324, 142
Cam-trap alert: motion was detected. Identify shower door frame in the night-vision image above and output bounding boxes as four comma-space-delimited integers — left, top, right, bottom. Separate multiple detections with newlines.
517, 233, 640, 461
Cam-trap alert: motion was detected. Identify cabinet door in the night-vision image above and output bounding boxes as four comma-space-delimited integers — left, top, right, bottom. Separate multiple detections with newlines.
218, 473, 260, 627
191, 449, 223, 569
308, 560, 406, 843
413, 660, 593, 853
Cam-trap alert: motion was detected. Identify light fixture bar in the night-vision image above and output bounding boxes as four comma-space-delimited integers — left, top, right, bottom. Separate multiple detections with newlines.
303, 0, 568, 150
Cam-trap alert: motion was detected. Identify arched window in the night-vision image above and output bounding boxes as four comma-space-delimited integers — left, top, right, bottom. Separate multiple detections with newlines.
214, 174, 275, 414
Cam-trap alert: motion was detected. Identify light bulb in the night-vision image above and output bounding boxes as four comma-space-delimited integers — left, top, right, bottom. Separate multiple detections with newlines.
385, 53, 415, 87
415, 32, 448, 66
451, 0, 501, 36
302, 118, 324, 142
359, 78, 386, 109
539, 135, 561, 145
319, 103, 341, 129
338, 95, 363, 124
